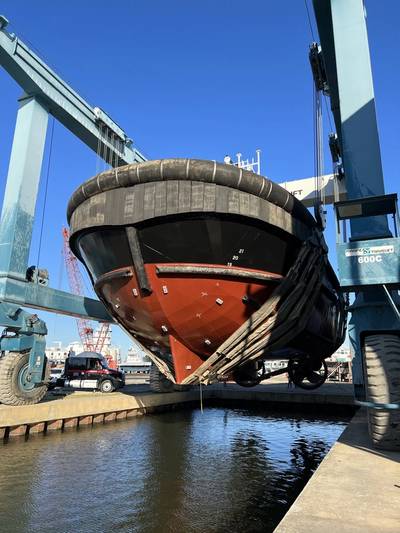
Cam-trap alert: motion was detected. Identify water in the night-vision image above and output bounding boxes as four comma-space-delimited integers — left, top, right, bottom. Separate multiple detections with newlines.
0, 406, 348, 533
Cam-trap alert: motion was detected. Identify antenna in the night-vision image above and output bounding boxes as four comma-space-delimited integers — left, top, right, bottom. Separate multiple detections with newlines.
223, 149, 262, 175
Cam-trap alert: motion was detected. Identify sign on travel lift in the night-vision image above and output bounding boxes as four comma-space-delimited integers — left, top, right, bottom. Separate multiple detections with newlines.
337, 237, 400, 290
334, 194, 400, 291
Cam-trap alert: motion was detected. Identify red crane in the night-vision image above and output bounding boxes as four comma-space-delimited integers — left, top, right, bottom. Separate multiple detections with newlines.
62, 227, 116, 367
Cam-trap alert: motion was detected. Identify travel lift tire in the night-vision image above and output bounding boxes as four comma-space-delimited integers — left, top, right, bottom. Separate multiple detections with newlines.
0, 351, 49, 406
364, 334, 400, 450
149, 364, 190, 393
288, 356, 328, 390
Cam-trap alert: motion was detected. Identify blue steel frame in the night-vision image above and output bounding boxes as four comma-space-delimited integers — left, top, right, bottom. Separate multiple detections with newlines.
0, 302, 47, 384
0, 16, 147, 386
0, 95, 112, 323
313, 0, 400, 397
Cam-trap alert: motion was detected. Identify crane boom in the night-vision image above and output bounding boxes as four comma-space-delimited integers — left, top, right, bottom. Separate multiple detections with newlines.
62, 227, 111, 355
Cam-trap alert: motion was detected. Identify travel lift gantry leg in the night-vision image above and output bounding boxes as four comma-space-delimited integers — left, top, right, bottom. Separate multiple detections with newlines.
0, 15, 146, 405
312, 0, 400, 449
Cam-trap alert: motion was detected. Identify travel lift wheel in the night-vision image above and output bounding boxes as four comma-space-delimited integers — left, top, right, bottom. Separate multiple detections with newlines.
233, 360, 267, 388
288, 355, 328, 390
0, 351, 49, 406
149, 364, 190, 393
363, 334, 400, 450
149, 364, 174, 393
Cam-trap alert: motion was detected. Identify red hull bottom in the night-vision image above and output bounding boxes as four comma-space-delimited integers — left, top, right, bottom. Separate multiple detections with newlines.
96, 263, 282, 383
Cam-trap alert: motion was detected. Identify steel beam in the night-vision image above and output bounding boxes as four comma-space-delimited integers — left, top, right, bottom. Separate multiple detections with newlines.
0, 276, 113, 322
313, 0, 399, 398
0, 95, 48, 278
0, 19, 137, 323
0, 21, 146, 166
279, 173, 346, 207
313, 0, 389, 238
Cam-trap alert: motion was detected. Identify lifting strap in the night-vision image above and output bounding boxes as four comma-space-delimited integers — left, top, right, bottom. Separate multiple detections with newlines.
135, 235, 345, 387
182, 235, 343, 385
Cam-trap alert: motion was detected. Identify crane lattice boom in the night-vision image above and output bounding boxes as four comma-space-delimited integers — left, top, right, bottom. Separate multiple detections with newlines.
62, 227, 111, 356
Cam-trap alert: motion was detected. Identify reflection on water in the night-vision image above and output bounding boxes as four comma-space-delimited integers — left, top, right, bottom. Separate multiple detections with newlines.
0, 407, 348, 533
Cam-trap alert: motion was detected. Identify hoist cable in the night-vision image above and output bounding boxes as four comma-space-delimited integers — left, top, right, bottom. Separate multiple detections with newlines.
315, 87, 324, 206
100, 124, 105, 171
110, 132, 117, 168
97, 123, 106, 172
113, 134, 119, 168
304, 0, 316, 41
323, 94, 334, 132
312, 69, 326, 226
304, 0, 334, 135
36, 116, 55, 273
313, 82, 318, 206
104, 127, 109, 167
96, 123, 102, 174
305, 0, 323, 212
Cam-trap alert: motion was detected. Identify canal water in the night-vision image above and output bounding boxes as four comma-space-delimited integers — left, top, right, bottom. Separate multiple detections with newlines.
0, 406, 349, 533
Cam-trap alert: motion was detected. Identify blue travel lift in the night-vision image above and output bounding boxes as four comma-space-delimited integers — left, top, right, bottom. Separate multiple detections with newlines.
0, 2, 399, 449
0, 14, 146, 405
312, 0, 400, 449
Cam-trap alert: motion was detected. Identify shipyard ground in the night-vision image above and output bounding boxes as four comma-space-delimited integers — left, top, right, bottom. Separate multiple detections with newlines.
275, 409, 400, 533
1, 377, 399, 532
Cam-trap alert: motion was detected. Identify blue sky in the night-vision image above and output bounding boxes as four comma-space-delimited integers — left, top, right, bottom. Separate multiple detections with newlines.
0, 1, 399, 355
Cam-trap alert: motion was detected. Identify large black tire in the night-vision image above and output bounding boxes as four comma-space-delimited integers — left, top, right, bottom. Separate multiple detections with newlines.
173, 383, 191, 392
149, 365, 178, 393
0, 351, 49, 406
364, 334, 400, 450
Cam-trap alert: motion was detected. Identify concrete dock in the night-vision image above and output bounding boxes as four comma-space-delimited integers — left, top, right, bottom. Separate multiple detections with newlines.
0, 379, 354, 441
0, 387, 199, 439
275, 409, 400, 533
208, 381, 354, 407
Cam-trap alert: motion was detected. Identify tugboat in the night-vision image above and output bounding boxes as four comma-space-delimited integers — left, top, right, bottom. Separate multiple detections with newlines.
67, 159, 345, 390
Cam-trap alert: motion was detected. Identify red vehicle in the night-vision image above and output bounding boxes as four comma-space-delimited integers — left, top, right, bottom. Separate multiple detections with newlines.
60, 352, 125, 393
